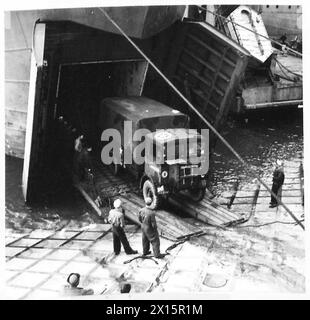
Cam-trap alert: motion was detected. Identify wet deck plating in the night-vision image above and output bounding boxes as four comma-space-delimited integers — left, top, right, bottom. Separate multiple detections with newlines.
5, 156, 304, 298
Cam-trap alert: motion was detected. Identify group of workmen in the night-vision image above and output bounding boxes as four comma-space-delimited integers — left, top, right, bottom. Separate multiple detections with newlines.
108, 197, 163, 258
62, 194, 163, 296
62, 196, 161, 296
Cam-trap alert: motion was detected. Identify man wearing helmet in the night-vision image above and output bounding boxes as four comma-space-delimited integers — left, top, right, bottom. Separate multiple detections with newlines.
108, 199, 138, 255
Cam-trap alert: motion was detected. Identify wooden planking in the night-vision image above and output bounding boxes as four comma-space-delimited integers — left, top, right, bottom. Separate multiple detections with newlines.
178, 61, 213, 87
77, 160, 198, 238
74, 160, 243, 231
125, 193, 198, 235
178, 55, 226, 98
191, 89, 219, 112
187, 33, 235, 68
172, 21, 250, 135
182, 47, 231, 83
169, 195, 244, 226
182, 48, 217, 73
231, 157, 304, 222
118, 195, 194, 239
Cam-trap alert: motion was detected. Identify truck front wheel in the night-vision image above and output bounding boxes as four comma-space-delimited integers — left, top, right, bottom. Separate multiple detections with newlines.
142, 180, 161, 209
188, 188, 206, 202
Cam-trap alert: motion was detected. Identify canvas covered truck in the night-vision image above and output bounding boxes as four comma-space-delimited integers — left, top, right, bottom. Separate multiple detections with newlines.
98, 96, 208, 209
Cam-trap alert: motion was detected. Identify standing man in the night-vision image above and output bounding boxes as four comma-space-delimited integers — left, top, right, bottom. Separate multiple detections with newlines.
269, 160, 285, 208
74, 134, 84, 152
74, 135, 93, 180
138, 197, 163, 258
108, 199, 138, 255
73, 134, 84, 179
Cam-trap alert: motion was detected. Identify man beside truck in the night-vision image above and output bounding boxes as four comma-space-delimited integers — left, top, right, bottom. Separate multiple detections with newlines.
138, 197, 163, 258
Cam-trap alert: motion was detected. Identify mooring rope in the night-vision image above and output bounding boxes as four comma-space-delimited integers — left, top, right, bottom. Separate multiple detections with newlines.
97, 7, 304, 230
274, 57, 302, 79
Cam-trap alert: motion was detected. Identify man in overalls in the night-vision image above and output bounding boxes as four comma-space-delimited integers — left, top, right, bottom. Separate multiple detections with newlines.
138, 197, 163, 258
108, 199, 138, 255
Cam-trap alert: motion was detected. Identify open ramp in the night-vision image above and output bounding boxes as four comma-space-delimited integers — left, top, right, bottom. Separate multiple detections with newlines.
75, 161, 246, 236
169, 195, 245, 226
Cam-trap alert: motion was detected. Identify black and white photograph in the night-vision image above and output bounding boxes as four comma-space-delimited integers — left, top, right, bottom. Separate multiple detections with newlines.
2, 1, 307, 300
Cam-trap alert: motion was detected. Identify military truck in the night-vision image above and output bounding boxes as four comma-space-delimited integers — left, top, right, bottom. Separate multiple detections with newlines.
98, 96, 208, 209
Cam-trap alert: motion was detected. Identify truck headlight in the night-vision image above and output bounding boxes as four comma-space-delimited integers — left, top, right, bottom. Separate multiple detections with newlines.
161, 170, 168, 178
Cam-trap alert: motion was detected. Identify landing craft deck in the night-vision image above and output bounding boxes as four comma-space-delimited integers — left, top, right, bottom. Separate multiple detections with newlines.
237, 53, 303, 111
229, 156, 304, 222
169, 195, 246, 226
5, 151, 305, 297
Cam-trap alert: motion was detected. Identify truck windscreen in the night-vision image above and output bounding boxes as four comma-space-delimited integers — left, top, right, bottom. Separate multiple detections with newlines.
165, 137, 204, 163
138, 115, 189, 132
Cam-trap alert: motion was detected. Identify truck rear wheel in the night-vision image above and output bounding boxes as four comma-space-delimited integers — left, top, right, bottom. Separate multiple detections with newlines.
142, 180, 161, 209
188, 188, 206, 202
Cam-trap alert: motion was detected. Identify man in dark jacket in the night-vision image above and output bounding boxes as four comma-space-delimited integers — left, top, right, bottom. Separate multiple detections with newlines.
138, 197, 162, 258
270, 160, 285, 208
74, 135, 93, 180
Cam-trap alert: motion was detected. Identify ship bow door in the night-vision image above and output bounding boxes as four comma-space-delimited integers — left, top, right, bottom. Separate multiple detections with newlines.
22, 22, 48, 203
171, 21, 250, 148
